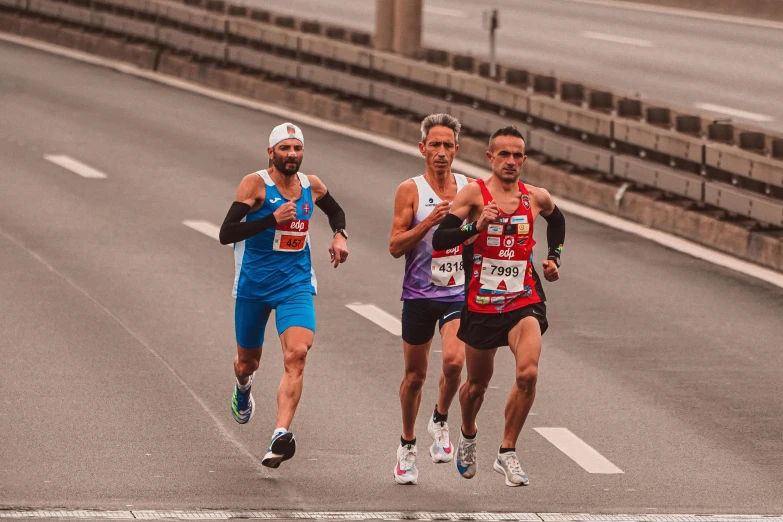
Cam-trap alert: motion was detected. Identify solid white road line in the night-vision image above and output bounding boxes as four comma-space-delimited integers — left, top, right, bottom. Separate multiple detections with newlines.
581, 31, 654, 47
183, 220, 221, 241
423, 6, 466, 18
44, 154, 107, 178
695, 103, 773, 123
346, 303, 402, 336
560, 0, 783, 31
535, 427, 623, 474
5, 33, 781, 289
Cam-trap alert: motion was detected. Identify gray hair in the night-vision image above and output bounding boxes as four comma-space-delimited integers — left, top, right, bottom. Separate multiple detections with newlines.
421, 113, 461, 143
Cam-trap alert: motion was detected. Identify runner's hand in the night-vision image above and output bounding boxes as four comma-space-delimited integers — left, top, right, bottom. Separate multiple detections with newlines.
273, 201, 297, 224
425, 201, 451, 228
477, 200, 499, 231
542, 259, 559, 282
329, 234, 349, 268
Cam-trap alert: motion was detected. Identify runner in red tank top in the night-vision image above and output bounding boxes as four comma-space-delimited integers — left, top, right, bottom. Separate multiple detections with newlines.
432, 126, 566, 487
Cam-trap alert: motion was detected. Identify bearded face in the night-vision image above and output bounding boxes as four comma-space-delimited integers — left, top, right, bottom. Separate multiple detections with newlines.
269, 139, 304, 176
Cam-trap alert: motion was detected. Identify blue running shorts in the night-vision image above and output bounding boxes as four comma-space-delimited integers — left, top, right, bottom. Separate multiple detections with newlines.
235, 292, 316, 349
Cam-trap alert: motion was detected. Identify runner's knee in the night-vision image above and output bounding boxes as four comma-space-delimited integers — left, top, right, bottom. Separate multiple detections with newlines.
235, 355, 259, 376
403, 367, 427, 392
442, 353, 464, 380
465, 376, 490, 400
515, 365, 538, 393
284, 344, 309, 373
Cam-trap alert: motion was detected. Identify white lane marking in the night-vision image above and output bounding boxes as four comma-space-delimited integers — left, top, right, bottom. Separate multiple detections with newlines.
346, 303, 401, 336
695, 103, 773, 123
7, 33, 781, 290
424, 6, 466, 18
581, 31, 653, 47
560, 0, 783, 31
183, 220, 220, 241
535, 427, 623, 474
44, 154, 107, 178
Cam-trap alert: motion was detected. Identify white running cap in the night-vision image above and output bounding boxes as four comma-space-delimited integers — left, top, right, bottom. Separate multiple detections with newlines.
269, 122, 304, 148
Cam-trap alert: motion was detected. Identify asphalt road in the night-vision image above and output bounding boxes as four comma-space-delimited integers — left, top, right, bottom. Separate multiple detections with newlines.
1, 40, 783, 515
253, 0, 783, 132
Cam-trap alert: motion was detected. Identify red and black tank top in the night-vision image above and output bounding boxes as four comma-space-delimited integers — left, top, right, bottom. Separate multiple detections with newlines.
466, 179, 543, 313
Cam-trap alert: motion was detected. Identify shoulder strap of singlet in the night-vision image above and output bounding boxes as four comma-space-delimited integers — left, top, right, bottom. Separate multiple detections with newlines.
298, 172, 311, 189
455, 173, 468, 190
258, 169, 274, 186
477, 179, 493, 205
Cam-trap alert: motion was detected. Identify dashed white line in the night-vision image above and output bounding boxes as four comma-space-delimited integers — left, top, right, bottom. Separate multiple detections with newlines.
581, 31, 654, 47
535, 427, 623, 474
44, 154, 107, 178
695, 103, 773, 123
346, 303, 401, 336
183, 220, 221, 241
424, 6, 465, 18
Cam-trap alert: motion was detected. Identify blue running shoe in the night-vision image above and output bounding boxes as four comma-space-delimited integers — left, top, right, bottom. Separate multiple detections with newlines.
231, 378, 254, 424
455, 431, 477, 478
261, 430, 297, 468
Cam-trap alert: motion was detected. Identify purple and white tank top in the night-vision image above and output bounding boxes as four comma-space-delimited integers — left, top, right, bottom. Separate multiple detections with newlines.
401, 173, 469, 301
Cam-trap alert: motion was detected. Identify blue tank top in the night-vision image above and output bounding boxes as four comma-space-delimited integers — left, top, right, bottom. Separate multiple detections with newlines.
232, 170, 317, 301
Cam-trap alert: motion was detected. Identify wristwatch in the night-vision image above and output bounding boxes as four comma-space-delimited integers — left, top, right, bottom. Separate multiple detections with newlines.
547, 255, 561, 268
334, 229, 348, 239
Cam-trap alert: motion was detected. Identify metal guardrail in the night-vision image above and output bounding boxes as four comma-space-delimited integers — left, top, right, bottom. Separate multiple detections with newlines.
4, 0, 783, 228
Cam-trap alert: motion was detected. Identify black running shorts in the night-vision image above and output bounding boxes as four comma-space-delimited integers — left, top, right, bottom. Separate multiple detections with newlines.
457, 301, 548, 351
401, 299, 463, 345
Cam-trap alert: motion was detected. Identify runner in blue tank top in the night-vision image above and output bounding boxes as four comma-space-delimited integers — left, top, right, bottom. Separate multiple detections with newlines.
218, 123, 349, 469
388, 114, 471, 484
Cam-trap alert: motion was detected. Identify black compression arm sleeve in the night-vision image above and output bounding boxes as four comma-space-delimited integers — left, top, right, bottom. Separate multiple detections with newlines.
218, 202, 277, 245
543, 205, 565, 258
432, 213, 479, 251
315, 191, 346, 233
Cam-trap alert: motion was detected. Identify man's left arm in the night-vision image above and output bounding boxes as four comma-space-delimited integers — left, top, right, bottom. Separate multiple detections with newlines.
309, 175, 348, 268
535, 188, 565, 282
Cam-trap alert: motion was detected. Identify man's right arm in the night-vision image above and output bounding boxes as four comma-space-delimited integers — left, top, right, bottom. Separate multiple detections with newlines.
389, 181, 448, 258
219, 175, 287, 245
432, 183, 483, 251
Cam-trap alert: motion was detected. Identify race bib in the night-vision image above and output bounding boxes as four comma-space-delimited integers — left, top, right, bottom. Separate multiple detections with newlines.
480, 258, 526, 293
273, 220, 308, 252
431, 246, 465, 287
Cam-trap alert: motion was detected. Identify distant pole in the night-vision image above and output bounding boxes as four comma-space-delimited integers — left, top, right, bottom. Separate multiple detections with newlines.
393, 0, 423, 58
375, 0, 395, 52
483, 8, 499, 78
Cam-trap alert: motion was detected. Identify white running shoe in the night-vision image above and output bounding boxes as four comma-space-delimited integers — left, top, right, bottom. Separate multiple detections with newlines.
493, 450, 530, 486
427, 415, 454, 463
394, 443, 418, 485
455, 431, 477, 479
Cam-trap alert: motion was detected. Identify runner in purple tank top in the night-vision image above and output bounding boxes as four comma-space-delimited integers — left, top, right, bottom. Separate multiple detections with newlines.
388, 114, 472, 484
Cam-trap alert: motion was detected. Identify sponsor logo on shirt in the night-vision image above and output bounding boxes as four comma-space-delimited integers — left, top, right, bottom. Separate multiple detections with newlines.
504, 236, 515, 248
487, 237, 501, 247
510, 215, 528, 224
487, 224, 503, 235
473, 254, 482, 264
517, 224, 530, 235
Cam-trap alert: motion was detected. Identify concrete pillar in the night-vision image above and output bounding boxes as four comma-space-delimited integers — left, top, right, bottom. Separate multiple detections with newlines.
393, 0, 422, 58
375, 0, 395, 52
